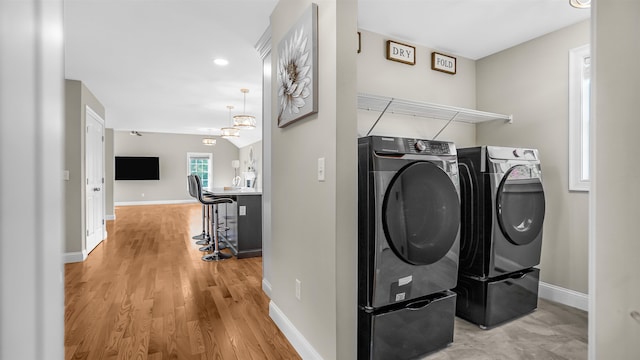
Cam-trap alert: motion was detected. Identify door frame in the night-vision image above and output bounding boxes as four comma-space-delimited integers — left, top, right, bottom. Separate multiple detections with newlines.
85, 105, 106, 253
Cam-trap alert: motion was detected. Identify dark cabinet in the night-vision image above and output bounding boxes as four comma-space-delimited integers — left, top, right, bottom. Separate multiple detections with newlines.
215, 194, 262, 259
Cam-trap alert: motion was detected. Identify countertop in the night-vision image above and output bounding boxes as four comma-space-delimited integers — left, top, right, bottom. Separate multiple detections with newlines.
205, 188, 262, 196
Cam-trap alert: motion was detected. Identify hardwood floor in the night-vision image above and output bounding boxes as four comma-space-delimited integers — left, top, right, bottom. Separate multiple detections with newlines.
64, 204, 300, 360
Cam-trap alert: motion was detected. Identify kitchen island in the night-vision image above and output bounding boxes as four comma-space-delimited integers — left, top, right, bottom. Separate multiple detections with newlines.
205, 188, 262, 259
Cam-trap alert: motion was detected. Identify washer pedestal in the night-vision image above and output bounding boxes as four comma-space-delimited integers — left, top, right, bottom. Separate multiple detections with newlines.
454, 268, 539, 328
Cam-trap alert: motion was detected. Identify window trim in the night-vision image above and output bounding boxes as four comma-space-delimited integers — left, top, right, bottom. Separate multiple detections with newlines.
569, 44, 590, 192
187, 152, 213, 190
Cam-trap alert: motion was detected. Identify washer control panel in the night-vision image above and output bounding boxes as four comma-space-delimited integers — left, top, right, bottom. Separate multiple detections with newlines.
370, 136, 456, 155
406, 138, 452, 155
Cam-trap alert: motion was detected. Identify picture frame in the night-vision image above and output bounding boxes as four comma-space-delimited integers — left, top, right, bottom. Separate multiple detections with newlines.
277, 3, 318, 128
431, 52, 457, 75
386, 40, 416, 65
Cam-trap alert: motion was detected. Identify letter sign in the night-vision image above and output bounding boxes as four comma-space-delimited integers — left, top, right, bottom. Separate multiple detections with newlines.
431, 52, 457, 75
386, 40, 416, 65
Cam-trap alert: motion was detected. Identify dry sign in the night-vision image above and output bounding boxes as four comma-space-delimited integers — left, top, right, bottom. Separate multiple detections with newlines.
386, 40, 416, 65
431, 52, 456, 74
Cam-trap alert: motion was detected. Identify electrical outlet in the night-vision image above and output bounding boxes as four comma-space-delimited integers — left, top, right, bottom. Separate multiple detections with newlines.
295, 279, 301, 301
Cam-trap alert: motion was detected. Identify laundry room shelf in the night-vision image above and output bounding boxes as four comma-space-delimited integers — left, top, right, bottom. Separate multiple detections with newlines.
358, 93, 513, 138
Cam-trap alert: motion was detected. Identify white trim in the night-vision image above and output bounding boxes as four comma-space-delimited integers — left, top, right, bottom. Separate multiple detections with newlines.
63, 250, 88, 264
262, 279, 272, 298
568, 44, 591, 192
588, 7, 597, 359
105, 214, 115, 221
115, 199, 198, 206
538, 281, 588, 312
269, 301, 323, 360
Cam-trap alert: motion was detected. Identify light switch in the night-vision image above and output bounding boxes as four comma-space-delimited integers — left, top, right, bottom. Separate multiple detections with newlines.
317, 157, 325, 182
239, 205, 246, 216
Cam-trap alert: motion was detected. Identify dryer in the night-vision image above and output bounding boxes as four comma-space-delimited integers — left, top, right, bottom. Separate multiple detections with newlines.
358, 136, 460, 359
454, 146, 545, 328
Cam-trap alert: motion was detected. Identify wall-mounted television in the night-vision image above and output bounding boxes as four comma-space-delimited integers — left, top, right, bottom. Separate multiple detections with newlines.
115, 156, 160, 180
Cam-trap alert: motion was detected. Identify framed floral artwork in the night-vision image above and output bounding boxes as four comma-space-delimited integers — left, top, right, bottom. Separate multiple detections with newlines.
277, 3, 318, 128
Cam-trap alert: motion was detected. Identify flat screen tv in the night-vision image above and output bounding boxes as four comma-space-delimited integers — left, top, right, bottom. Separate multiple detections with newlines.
115, 156, 160, 180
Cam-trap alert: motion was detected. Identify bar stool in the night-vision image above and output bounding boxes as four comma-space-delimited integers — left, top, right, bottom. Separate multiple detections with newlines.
189, 175, 233, 261
187, 176, 210, 245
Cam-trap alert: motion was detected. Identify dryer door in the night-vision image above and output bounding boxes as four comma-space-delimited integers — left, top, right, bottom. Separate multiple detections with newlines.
496, 165, 546, 246
382, 161, 460, 265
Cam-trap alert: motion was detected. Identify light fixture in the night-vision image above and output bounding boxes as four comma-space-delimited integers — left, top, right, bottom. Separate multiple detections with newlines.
220, 105, 240, 139
213, 58, 229, 66
233, 88, 256, 130
202, 138, 216, 146
569, 0, 590, 8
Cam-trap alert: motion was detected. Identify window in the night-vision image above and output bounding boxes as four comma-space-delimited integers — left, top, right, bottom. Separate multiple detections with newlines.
187, 152, 213, 189
569, 44, 590, 191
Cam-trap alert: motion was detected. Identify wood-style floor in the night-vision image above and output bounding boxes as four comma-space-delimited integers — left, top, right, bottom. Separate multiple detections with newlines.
64, 204, 300, 360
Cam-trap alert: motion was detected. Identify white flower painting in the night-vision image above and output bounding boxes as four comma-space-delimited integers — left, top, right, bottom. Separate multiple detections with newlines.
277, 3, 318, 127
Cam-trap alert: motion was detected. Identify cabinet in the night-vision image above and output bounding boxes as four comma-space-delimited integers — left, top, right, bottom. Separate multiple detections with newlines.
215, 194, 262, 259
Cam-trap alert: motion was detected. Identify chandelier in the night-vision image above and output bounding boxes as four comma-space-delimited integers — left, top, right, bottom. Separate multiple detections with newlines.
233, 88, 256, 130
202, 138, 216, 146
221, 105, 240, 139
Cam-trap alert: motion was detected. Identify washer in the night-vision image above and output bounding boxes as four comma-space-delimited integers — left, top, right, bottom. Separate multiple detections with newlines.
358, 136, 460, 359
454, 146, 545, 328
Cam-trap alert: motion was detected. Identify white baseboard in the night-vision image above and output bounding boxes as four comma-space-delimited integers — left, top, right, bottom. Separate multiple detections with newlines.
539, 281, 589, 312
262, 279, 272, 298
115, 199, 197, 206
63, 250, 87, 264
269, 301, 323, 360
105, 214, 115, 220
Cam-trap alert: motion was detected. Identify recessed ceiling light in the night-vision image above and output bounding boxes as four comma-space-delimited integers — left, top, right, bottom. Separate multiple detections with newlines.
213, 58, 229, 66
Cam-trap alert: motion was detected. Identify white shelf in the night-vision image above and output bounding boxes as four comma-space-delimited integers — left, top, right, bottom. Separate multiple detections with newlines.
358, 93, 513, 138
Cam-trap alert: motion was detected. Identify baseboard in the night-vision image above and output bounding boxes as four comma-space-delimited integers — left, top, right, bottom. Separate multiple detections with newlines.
63, 250, 87, 264
538, 281, 588, 312
105, 214, 115, 220
262, 279, 272, 298
269, 301, 323, 360
114, 199, 198, 206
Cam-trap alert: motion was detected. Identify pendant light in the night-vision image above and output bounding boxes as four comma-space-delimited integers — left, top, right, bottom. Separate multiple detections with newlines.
569, 0, 590, 8
221, 105, 240, 139
233, 88, 256, 130
202, 137, 216, 146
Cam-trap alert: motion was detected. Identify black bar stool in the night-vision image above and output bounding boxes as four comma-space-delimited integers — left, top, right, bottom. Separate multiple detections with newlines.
187, 176, 210, 245
189, 175, 233, 261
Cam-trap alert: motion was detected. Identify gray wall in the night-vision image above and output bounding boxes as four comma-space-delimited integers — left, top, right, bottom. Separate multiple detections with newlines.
105, 128, 114, 218
113, 131, 239, 203
270, 0, 357, 358
64, 79, 105, 254
357, 30, 477, 147
593, 1, 640, 357
475, 20, 590, 294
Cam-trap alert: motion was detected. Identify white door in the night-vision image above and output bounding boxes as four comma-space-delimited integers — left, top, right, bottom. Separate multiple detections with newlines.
85, 106, 105, 254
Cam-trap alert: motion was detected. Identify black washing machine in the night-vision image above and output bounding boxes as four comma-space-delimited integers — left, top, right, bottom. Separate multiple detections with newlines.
358, 136, 460, 360
454, 146, 545, 328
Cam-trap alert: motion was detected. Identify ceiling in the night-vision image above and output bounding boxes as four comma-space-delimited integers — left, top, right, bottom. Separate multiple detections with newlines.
64, 0, 590, 148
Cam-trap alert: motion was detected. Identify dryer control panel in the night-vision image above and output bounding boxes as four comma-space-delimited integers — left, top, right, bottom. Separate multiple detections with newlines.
371, 136, 456, 155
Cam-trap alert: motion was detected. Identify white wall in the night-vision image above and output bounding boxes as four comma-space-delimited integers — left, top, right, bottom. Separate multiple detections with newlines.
592, 1, 640, 358
269, 1, 357, 359
239, 140, 262, 189
0, 0, 64, 358
113, 131, 239, 203
357, 29, 477, 147
475, 20, 590, 294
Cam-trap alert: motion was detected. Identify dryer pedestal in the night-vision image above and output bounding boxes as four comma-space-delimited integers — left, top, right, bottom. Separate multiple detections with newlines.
358, 291, 456, 360
454, 268, 539, 329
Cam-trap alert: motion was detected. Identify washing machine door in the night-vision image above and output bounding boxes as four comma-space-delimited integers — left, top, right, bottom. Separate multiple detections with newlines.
496, 165, 546, 246
382, 161, 460, 265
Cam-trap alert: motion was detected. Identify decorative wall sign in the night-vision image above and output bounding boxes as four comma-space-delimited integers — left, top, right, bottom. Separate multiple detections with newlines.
277, 3, 318, 128
386, 40, 416, 65
431, 52, 457, 74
